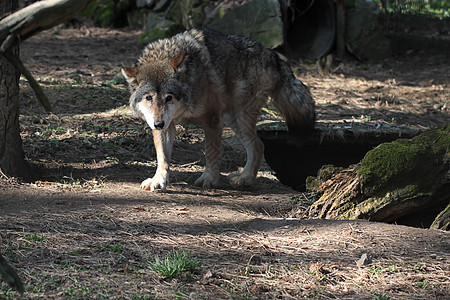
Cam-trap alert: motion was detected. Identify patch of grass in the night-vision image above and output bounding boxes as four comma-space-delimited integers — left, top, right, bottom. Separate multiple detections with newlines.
99, 242, 123, 253
415, 279, 432, 289
174, 288, 188, 299
410, 263, 427, 272
219, 279, 241, 298
149, 249, 199, 279
25, 233, 45, 242
106, 76, 127, 85
87, 176, 107, 185
60, 176, 82, 187
132, 295, 157, 300
366, 266, 384, 281
65, 284, 93, 298
286, 197, 297, 205
373, 294, 391, 300
305, 197, 317, 206
386, 264, 397, 272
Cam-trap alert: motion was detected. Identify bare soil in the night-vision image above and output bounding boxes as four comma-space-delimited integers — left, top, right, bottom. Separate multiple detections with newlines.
0, 26, 449, 299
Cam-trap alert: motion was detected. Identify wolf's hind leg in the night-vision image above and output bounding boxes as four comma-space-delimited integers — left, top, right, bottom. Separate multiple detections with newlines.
228, 109, 264, 189
194, 115, 223, 188
141, 123, 176, 192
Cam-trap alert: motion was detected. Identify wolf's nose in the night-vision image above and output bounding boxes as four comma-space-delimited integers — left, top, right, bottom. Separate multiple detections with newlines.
154, 121, 165, 129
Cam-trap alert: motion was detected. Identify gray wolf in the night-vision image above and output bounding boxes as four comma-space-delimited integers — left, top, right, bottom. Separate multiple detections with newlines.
122, 28, 315, 191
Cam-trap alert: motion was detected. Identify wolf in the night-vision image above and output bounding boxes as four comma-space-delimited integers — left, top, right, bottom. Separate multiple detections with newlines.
122, 28, 315, 192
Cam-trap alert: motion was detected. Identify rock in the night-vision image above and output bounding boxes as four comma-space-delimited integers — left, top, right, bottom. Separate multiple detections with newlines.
144, 12, 175, 31
206, 0, 283, 49
356, 253, 372, 267
127, 9, 148, 28
167, 0, 211, 29
139, 13, 184, 44
346, 0, 392, 60
81, 0, 131, 28
167, 0, 283, 49
153, 0, 172, 12
139, 24, 184, 44
136, 0, 156, 9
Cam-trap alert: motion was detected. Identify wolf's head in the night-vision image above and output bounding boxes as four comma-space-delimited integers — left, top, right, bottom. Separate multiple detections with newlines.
122, 52, 186, 130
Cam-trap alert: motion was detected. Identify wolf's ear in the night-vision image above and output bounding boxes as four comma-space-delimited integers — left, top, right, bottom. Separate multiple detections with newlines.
121, 67, 139, 86
169, 51, 185, 71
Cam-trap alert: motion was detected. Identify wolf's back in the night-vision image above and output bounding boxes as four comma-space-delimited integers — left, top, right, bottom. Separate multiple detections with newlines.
199, 29, 316, 137
136, 28, 315, 137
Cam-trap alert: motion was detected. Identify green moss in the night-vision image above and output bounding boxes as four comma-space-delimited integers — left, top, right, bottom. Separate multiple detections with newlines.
317, 164, 344, 181
306, 176, 319, 192
306, 165, 344, 192
139, 28, 166, 44
359, 125, 449, 196
81, 0, 130, 27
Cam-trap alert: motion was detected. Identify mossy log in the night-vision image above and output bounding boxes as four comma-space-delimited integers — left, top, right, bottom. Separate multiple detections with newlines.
306, 125, 450, 230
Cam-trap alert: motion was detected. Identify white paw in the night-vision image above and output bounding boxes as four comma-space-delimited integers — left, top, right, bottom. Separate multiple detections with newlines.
194, 171, 219, 188
229, 173, 255, 189
140, 173, 168, 192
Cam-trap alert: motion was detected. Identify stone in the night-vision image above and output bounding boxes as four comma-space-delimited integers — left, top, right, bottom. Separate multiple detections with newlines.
346, 0, 392, 60
167, 0, 283, 49
144, 12, 175, 31
140, 13, 184, 44
136, 0, 156, 9
206, 0, 283, 49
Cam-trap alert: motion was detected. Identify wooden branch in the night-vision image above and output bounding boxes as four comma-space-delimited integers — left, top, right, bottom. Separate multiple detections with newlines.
0, 0, 93, 43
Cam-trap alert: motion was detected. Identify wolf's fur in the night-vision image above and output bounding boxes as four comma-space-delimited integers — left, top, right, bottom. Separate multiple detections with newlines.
122, 28, 315, 191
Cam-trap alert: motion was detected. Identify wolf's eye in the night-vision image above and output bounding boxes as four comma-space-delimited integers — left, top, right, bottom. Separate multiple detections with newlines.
165, 95, 173, 102
145, 95, 153, 101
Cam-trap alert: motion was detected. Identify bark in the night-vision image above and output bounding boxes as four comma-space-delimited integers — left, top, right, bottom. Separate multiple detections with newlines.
430, 203, 450, 231
0, 0, 30, 180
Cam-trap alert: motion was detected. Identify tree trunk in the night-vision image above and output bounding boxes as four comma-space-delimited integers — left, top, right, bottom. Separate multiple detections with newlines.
0, 0, 31, 180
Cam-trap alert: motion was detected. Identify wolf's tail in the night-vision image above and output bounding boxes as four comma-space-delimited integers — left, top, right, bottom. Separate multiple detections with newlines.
272, 64, 316, 137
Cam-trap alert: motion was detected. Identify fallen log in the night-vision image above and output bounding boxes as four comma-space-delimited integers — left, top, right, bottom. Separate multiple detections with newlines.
306, 125, 450, 230
0, 0, 93, 42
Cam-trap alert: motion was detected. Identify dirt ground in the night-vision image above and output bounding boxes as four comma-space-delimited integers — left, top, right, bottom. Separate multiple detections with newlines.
0, 26, 449, 299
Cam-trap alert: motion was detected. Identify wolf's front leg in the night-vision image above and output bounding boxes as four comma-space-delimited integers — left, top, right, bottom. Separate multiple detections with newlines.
194, 117, 223, 188
141, 123, 176, 192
